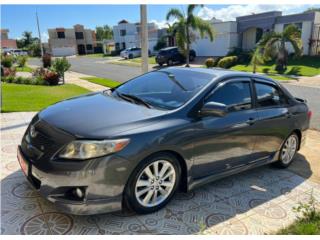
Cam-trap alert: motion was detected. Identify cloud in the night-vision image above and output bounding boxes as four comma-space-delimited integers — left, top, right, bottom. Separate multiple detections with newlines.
41, 32, 49, 42
197, 4, 317, 21
150, 19, 176, 29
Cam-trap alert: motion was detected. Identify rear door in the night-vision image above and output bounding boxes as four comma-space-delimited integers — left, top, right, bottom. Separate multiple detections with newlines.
251, 79, 293, 160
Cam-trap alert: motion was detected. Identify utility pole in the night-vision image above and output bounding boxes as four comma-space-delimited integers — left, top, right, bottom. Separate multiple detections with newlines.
140, 5, 148, 73
36, 11, 44, 57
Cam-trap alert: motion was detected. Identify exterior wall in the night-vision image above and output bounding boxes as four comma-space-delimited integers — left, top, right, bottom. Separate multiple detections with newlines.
113, 21, 163, 53
242, 27, 256, 50
191, 21, 238, 57
0, 29, 17, 49
274, 21, 313, 55
48, 25, 96, 56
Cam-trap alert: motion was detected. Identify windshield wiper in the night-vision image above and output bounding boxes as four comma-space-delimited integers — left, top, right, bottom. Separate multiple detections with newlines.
159, 71, 187, 91
116, 91, 152, 108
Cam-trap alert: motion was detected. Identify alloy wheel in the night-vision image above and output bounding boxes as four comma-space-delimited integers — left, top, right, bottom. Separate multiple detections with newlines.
281, 135, 298, 164
134, 160, 176, 208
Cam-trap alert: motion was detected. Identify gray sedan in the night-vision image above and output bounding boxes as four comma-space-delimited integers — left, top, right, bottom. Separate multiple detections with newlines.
18, 67, 311, 215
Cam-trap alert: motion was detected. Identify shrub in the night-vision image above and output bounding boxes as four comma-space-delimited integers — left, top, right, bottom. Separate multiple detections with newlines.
3, 67, 16, 77
52, 57, 71, 83
227, 47, 251, 64
17, 55, 28, 67
1, 75, 15, 83
43, 70, 60, 85
217, 56, 238, 69
205, 58, 215, 68
1, 55, 14, 68
42, 53, 52, 68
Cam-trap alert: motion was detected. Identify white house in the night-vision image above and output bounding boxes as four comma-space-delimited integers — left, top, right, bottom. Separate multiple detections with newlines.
191, 18, 238, 57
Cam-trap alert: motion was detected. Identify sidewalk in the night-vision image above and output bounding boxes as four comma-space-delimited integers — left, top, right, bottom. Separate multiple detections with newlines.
64, 71, 108, 92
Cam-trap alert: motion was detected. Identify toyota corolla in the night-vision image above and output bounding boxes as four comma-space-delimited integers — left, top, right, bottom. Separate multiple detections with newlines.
18, 67, 311, 215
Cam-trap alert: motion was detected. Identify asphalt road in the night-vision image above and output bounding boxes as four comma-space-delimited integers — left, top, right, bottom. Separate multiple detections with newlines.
28, 57, 141, 82
28, 56, 319, 130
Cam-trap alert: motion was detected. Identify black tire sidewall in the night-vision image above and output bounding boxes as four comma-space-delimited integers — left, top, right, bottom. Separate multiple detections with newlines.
124, 153, 181, 214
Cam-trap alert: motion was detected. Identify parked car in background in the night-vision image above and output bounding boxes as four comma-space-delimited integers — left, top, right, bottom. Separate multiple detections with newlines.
155, 47, 196, 66
11, 49, 28, 56
120, 47, 151, 59
18, 68, 310, 215
120, 47, 141, 59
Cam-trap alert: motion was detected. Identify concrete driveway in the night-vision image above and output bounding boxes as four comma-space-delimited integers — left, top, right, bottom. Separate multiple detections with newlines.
1, 112, 320, 235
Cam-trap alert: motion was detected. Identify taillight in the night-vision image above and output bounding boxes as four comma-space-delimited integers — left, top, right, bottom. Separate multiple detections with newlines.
308, 110, 312, 119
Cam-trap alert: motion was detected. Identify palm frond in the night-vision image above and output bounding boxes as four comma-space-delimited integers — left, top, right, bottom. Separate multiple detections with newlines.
287, 36, 303, 57
166, 8, 184, 21
191, 16, 215, 41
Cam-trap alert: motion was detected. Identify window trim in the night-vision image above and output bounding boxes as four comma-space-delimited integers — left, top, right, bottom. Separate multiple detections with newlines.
203, 78, 254, 113
252, 79, 289, 109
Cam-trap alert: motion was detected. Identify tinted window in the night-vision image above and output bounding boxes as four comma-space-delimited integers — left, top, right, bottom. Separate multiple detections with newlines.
57, 32, 65, 39
207, 81, 252, 111
75, 32, 84, 39
255, 83, 286, 107
113, 69, 214, 110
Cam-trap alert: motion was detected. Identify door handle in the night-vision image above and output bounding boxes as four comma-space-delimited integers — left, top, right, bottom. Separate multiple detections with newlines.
246, 118, 256, 125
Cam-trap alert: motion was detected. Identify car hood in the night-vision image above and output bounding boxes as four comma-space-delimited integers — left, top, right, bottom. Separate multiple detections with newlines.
39, 92, 167, 138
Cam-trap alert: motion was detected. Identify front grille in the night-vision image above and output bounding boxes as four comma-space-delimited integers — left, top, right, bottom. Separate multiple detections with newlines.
21, 115, 75, 169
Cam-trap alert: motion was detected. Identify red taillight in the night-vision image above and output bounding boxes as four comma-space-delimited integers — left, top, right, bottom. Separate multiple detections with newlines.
308, 110, 312, 119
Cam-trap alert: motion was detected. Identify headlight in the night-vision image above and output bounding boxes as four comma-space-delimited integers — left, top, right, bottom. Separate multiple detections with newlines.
59, 139, 130, 160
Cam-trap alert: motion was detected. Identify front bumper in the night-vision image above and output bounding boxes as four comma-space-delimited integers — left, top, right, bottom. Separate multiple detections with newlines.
18, 146, 126, 215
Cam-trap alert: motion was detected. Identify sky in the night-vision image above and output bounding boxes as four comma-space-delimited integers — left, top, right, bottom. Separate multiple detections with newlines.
1, 4, 319, 42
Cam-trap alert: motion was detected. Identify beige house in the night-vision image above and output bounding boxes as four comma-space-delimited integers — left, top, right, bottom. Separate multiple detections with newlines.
48, 24, 96, 56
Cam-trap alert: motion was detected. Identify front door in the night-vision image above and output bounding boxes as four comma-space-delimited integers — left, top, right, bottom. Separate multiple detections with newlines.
77, 44, 86, 55
191, 78, 259, 179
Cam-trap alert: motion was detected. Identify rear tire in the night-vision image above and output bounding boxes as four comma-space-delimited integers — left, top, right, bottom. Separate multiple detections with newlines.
273, 132, 299, 168
167, 59, 173, 66
124, 153, 181, 214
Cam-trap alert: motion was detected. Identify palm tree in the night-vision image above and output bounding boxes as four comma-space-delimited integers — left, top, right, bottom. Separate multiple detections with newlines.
166, 4, 214, 67
254, 24, 303, 72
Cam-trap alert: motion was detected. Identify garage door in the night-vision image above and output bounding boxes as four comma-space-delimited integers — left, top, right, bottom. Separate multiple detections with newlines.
52, 47, 76, 57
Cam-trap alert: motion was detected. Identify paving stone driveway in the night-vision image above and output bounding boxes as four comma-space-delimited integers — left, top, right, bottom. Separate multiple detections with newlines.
1, 112, 320, 235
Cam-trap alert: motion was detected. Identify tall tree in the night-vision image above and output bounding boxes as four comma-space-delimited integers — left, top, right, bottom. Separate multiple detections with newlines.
22, 31, 33, 46
253, 24, 303, 72
95, 25, 113, 41
166, 4, 214, 67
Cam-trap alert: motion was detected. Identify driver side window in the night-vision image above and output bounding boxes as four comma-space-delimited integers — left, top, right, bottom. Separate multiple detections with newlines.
206, 81, 252, 112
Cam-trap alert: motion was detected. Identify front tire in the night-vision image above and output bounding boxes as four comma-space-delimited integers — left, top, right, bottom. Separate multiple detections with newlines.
124, 153, 181, 214
273, 133, 299, 168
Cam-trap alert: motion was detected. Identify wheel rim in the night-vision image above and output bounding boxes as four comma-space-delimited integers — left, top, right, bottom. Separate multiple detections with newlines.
135, 160, 176, 208
281, 135, 297, 164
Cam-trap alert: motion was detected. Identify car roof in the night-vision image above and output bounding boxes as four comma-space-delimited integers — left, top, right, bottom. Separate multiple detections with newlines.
161, 67, 275, 83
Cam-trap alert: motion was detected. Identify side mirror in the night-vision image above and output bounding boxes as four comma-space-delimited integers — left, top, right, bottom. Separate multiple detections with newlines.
199, 102, 228, 117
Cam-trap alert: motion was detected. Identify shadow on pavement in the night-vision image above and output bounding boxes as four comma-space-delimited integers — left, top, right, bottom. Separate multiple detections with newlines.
1, 158, 316, 234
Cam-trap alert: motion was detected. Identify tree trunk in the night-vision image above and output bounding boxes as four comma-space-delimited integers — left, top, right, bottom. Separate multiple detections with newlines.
185, 25, 190, 67
276, 39, 286, 73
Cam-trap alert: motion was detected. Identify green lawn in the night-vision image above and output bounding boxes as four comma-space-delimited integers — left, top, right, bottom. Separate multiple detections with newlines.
2, 83, 91, 112
16, 66, 33, 72
84, 53, 110, 58
80, 77, 121, 88
231, 56, 320, 77
266, 75, 296, 81
277, 212, 320, 235
129, 57, 157, 64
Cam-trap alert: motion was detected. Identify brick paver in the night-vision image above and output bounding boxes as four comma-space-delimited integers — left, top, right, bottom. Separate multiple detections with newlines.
1, 112, 320, 235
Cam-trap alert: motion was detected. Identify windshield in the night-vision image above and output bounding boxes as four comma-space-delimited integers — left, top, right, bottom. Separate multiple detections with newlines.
112, 69, 214, 110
